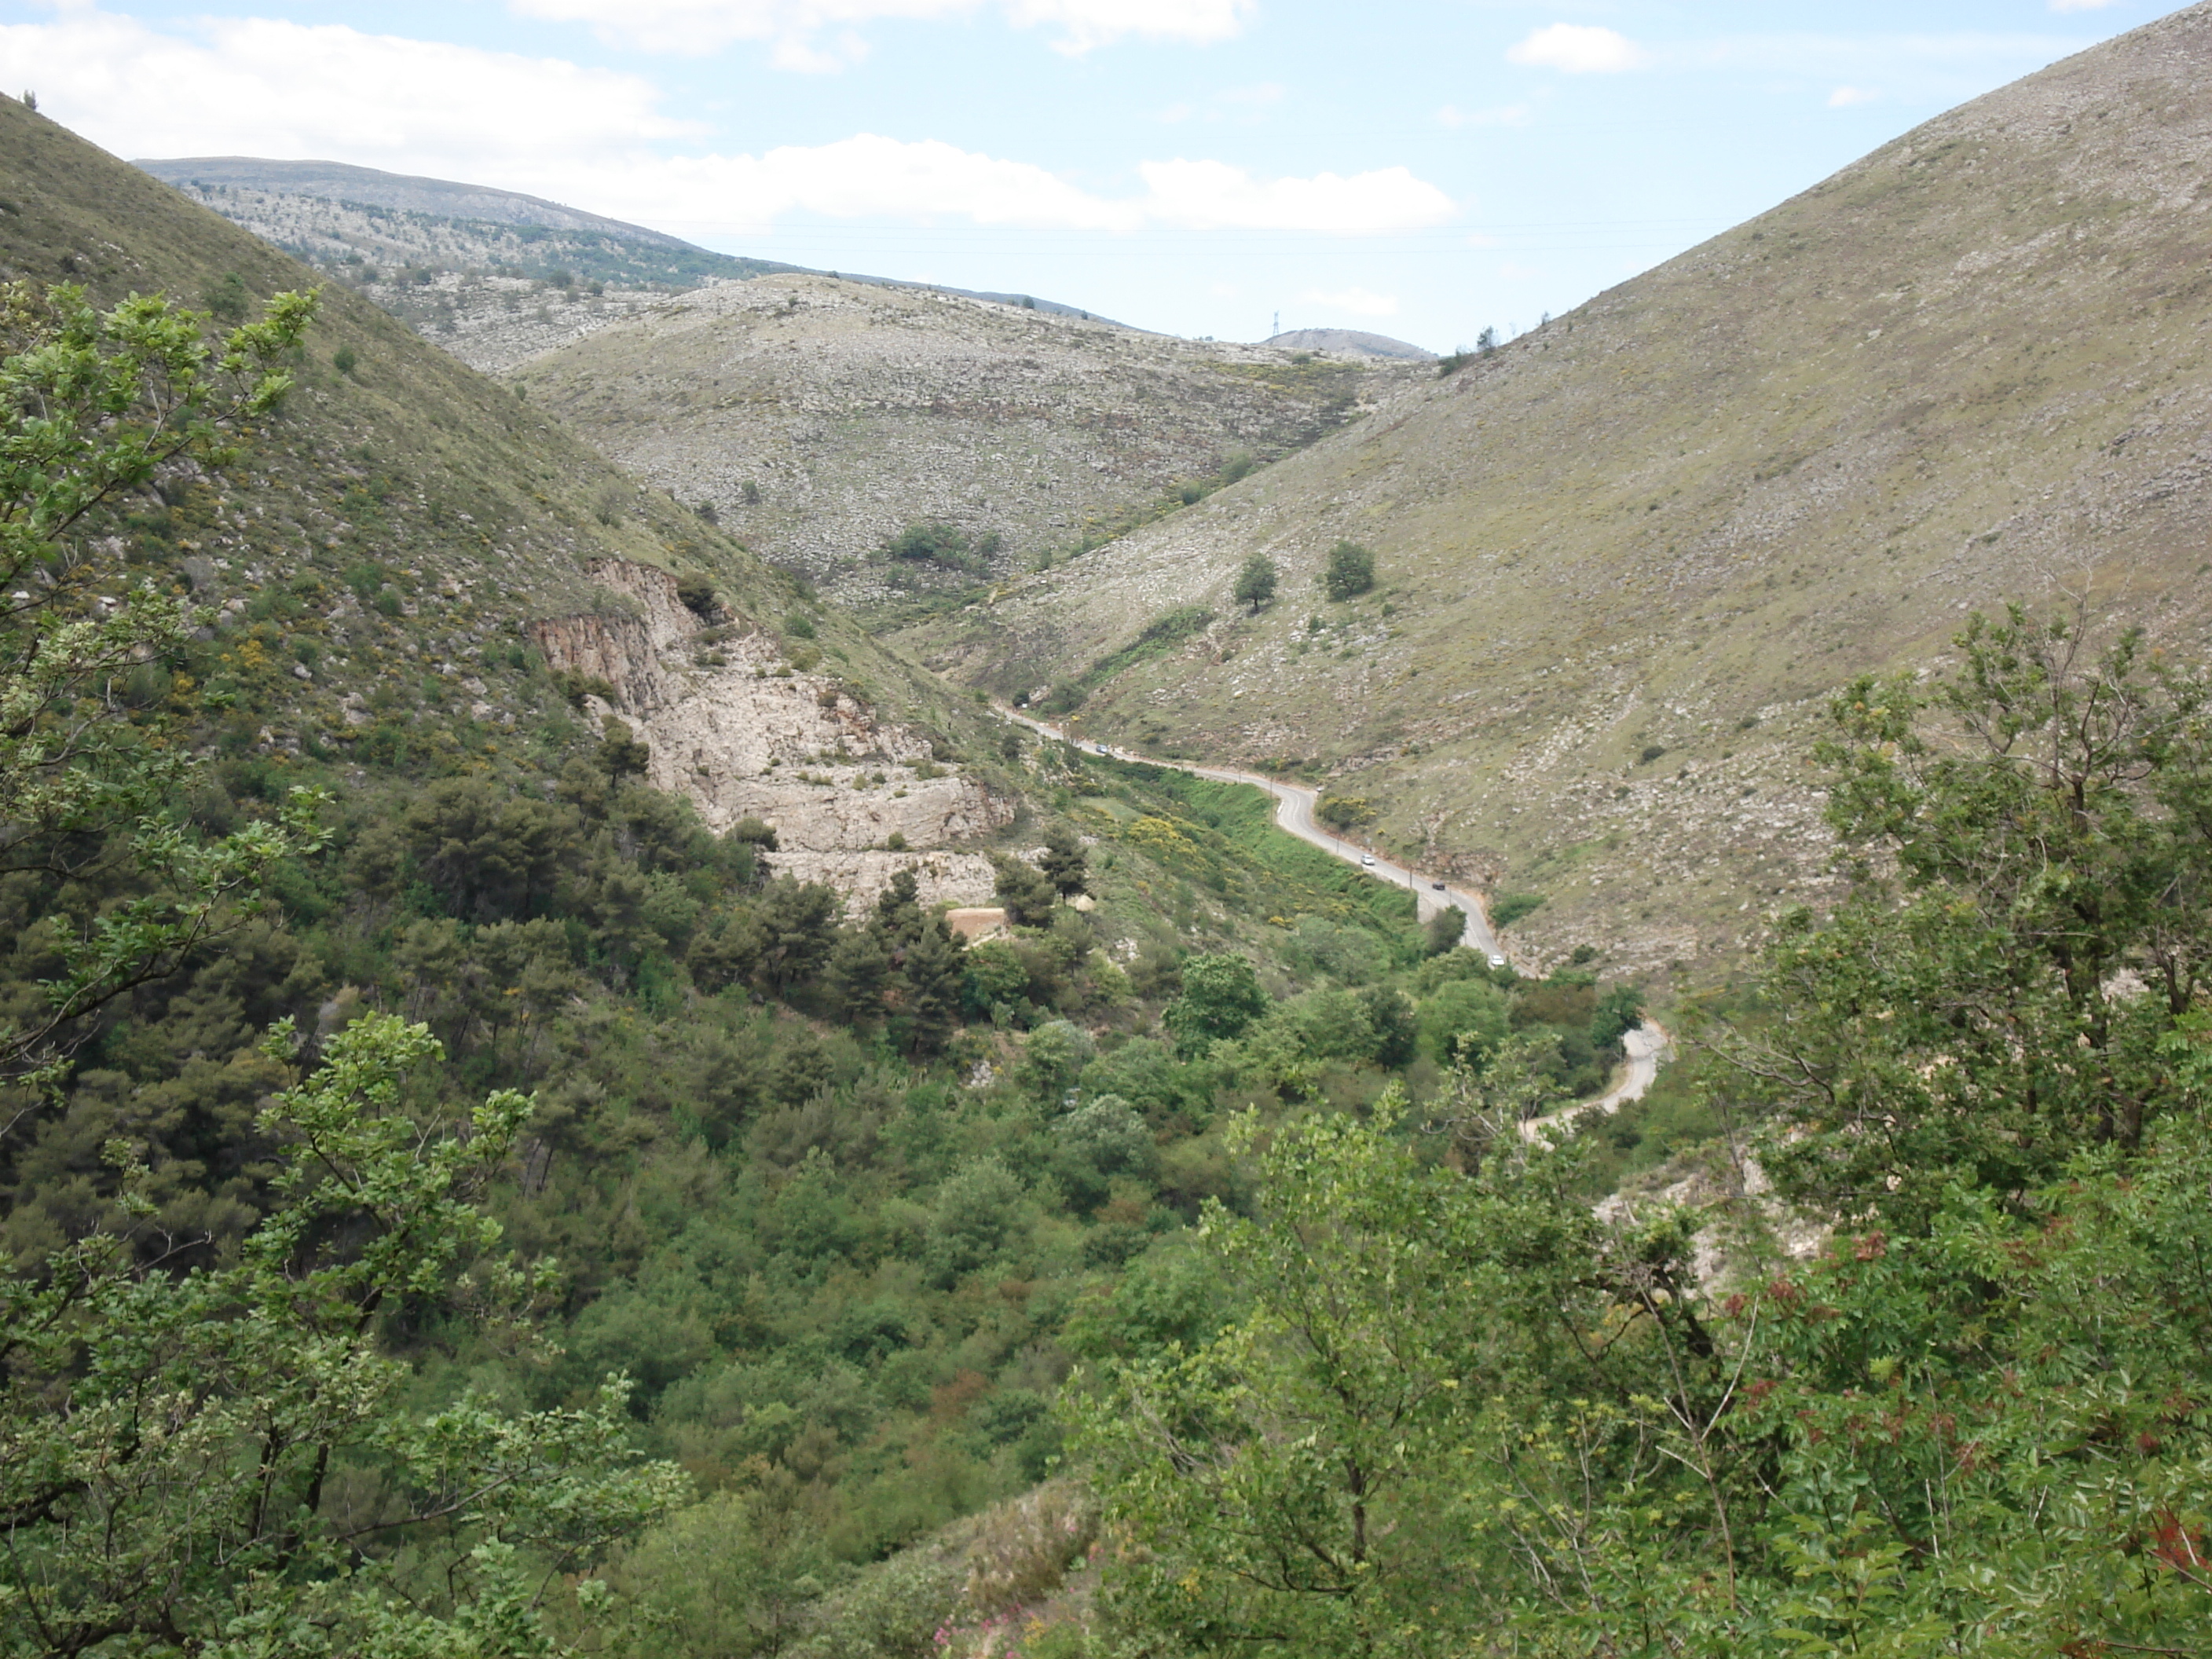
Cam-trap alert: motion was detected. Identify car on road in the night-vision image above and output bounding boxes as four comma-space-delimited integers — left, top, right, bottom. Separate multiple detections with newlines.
1489, 954, 1507, 969
1361, 854, 1376, 867
1431, 881, 1445, 891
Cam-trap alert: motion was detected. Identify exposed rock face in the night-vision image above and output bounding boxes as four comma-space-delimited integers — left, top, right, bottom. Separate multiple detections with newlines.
531, 558, 1011, 904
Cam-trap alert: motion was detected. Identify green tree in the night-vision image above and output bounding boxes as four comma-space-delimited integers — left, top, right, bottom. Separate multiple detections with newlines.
894, 917, 966, 1058
1319, 540, 1374, 602
1731, 605, 2212, 1225
1020, 1018, 1094, 1105
1415, 976, 1508, 1066
0, 1013, 685, 1656
598, 715, 653, 786
1360, 984, 1418, 1068
0, 280, 321, 1089
961, 936, 1031, 1020
992, 851, 1057, 927
1068, 1100, 1587, 1656
823, 925, 892, 1024
1423, 904, 1467, 957
1163, 953, 1268, 1048
1232, 553, 1279, 615
870, 865, 925, 947
753, 876, 838, 991
1038, 825, 1090, 899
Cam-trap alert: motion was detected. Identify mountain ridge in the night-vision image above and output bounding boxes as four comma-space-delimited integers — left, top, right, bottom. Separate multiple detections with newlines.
897, 0, 2212, 984
7, 99, 1016, 908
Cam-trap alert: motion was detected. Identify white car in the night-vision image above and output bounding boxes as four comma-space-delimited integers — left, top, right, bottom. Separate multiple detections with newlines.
1489, 954, 1507, 969
1361, 854, 1377, 867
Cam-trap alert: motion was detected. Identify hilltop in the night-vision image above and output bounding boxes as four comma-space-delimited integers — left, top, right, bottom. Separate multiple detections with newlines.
1264, 327, 1435, 361
513, 273, 1426, 611
135, 156, 726, 244
901, 0, 2212, 983
143, 158, 1128, 376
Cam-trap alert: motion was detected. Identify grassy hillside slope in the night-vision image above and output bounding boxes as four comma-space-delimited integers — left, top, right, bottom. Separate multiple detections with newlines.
903, 1, 2212, 983
513, 273, 1421, 613
0, 97, 1002, 838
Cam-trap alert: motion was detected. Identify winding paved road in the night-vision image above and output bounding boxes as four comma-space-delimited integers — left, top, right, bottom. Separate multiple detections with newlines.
997, 706, 1666, 1119
1521, 1022, 1671, 1142
1002, 708, 1501, 958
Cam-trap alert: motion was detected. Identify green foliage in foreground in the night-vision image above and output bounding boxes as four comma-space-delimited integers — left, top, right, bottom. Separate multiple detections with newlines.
1075, 1064, 2212, 1656
0, 280, 322, 1088
1071, 609, 2212, 1656
0, 1013, 684, 1657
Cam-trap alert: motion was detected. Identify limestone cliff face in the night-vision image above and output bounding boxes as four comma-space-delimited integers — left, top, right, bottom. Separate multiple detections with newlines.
531, 559, 1010, 904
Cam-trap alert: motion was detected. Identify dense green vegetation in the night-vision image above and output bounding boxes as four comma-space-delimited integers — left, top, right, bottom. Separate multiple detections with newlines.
0, 281, 1641, 1656
1071, 610, 2212, 1657
24, 148, 2212, 1658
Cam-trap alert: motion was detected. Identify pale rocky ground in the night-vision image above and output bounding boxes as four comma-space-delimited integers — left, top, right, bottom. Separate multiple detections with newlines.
148, 181, 756, 372
511, 274, 1426, 606
371, 273, 690, 377
531, 558, 1009, 910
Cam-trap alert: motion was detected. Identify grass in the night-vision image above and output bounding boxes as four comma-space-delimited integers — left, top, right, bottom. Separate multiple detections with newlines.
894, 17, 2212, 980
4, 96, 1001, 788
1082, 761, 1419, 944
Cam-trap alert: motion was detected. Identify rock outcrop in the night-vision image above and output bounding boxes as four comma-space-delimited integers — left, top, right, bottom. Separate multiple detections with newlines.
532, 558, 1010, 906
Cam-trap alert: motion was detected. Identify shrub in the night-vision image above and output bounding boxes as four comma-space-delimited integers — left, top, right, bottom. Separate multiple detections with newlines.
1490, 892, 1546, 929
331, 344, 357, 375
202, 271, 248, 324
676, 573, 718, 619
1320, 540, 1375, 602
1314, 794, 1377, 833
885, 522, 980, 573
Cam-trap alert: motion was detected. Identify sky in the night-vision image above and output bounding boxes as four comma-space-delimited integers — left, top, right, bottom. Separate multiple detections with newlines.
0, 0, 2166, 349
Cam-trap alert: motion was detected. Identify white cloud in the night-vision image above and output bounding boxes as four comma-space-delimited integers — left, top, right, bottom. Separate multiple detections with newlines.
508, 0, 1255, 64
1300, 287, 1398, 318
0, 11, 1449, 240
0, 10, 693, 168
2048, 0, 2122, 11
1506, 24, 1646, 75
1827, 84, 1881, 106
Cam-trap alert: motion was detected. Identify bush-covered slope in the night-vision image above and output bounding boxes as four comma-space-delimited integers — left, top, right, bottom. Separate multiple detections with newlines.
902, 0, 2212, 985
2, 97, 1024, 899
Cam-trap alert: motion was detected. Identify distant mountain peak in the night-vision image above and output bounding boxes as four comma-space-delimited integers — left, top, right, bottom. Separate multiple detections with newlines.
1263, 328, 1434, 361
134, 156, 696, 246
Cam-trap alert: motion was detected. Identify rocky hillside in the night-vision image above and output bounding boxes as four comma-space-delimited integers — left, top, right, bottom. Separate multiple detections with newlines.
141, 159, 1135, 379
1264, 328, 1434, 361
900, 0, 2212, 983
13, 101, 1013, 908
512, 273, 1426, 610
